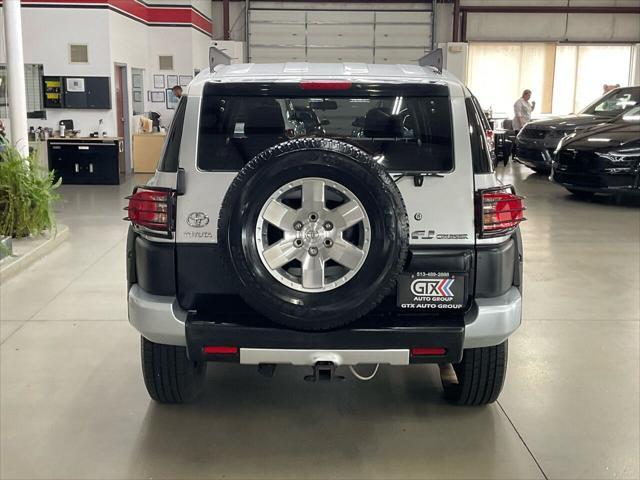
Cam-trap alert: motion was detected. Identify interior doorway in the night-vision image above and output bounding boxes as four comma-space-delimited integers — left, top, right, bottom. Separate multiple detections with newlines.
114, 64, 132, 174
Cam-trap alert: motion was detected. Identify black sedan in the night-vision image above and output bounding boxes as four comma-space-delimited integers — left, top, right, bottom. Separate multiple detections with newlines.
551, 106, 640, 198
515, 86, 640, 173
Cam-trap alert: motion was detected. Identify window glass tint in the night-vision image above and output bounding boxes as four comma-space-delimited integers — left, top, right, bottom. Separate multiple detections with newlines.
198, 94, 453, 172
157, 96, 186, 172
465, 97, 493, 173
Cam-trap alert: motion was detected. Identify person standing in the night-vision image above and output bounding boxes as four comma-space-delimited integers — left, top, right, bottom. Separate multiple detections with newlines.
171, 85, 183, 99
602, 83, 620, 95
513, 89, 535, 131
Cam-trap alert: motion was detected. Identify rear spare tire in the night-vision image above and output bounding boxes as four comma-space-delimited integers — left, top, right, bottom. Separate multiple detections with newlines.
218, 138, 409, 331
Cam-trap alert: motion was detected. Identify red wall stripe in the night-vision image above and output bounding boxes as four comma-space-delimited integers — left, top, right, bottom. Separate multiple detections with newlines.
9, 0, 213, 35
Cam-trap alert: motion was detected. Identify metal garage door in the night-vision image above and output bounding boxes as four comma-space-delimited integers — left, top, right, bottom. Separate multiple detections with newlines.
248, 7, 433, 64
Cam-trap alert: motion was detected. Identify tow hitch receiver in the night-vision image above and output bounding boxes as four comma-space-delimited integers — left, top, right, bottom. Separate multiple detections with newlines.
304, 361, 344, 382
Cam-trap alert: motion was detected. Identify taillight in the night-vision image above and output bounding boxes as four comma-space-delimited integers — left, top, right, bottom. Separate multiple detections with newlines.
203, 346, 238, 355
411, 347, 447, 356
477, 186, 526, 238
300, 81, 352, 90
124, 186, 174, 237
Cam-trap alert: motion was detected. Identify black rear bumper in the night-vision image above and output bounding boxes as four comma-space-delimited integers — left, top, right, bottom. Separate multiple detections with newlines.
186, 310, 464, 364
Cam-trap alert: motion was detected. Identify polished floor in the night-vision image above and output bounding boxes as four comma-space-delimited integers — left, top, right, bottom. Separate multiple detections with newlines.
1, 163, 639, 480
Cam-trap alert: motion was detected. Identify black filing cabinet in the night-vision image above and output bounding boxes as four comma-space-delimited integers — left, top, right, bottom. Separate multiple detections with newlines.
48, 139, 122, 185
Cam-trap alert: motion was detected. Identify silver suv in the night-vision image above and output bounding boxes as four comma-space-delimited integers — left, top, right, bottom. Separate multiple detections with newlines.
125, 62, 525, 406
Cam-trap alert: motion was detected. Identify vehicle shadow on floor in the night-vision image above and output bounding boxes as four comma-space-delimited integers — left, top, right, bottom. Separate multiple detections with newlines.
127, 364, 502, 479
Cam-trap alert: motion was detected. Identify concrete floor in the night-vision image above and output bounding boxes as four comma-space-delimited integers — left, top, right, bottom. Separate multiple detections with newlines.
1, 163, 638, 480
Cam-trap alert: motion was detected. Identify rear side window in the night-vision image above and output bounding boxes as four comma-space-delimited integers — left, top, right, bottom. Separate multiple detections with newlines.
197, 85, 453, 173
157, 96, 186, 172
465, 97, 493, 173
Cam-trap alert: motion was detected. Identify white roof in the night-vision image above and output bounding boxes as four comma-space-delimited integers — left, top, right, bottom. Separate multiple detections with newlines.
188, 62, 465, 96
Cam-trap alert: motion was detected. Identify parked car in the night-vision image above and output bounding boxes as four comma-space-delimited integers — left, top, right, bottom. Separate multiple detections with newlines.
515, 86, 640, 173
125, 63, 525, 406
551, 105, 640, 198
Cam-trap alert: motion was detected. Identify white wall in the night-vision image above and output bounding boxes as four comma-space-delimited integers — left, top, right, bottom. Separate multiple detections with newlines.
1, 3, 212, 158
0, 8, 115, 136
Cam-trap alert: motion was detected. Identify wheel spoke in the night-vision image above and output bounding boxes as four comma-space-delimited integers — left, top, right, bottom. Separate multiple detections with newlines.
331, 200, 365, 230
262, 200, 298, 231
262, 240, 299, 270
301, 179, 325, 212
328, 239, 365, 270
301, 254, 325, 289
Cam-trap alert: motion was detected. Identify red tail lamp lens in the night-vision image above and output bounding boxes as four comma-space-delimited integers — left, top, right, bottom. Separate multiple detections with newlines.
300, 81, 352, 90
479, 187, 525, 238
411, 347, 447, 356
203, 346, 238, 355
126, 187, 173, 232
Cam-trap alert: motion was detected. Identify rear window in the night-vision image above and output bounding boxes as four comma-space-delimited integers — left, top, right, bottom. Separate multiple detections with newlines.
157, 95, 186, 172
465, 96, 493, 173
197, 83, 453, 172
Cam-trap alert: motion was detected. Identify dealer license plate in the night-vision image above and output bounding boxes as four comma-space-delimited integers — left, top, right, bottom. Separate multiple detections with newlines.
397, 272, 466, 310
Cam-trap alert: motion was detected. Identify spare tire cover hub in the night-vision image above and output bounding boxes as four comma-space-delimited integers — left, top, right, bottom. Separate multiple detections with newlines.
255, 177, 371, 292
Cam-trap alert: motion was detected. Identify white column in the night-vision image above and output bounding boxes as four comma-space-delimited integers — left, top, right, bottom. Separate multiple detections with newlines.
631, 44, 640, 87
3, 0, 29, 157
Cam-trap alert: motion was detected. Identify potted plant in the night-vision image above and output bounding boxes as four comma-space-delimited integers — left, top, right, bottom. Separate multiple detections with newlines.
0, 139, 61, 250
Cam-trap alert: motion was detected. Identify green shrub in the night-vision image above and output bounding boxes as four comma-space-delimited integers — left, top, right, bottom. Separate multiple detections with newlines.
0, 140, 61, 238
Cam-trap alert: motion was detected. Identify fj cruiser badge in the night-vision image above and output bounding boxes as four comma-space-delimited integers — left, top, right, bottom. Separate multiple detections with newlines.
411, 230, 468, 240
187, 212, 209, 228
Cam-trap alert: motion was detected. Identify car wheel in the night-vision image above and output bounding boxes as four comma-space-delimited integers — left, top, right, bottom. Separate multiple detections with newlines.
440, 341, 508, 406
141, 336, 207, 404
218, 138, 409, 331
567, 188, 595, 200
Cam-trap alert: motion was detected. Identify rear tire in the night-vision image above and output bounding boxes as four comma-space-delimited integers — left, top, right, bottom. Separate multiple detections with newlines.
141, 337, 207, 404
441, 341, 508, 406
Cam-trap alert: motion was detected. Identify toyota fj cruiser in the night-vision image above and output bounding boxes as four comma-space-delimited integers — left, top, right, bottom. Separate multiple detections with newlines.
126, 62, 525, 406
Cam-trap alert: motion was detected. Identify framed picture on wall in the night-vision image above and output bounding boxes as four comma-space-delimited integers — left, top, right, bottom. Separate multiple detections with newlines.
150, 91, 165, 103
166, 88, 179, 109
166, 75, 178, 88
153, 75, 165, 89
178, 75, 192, 86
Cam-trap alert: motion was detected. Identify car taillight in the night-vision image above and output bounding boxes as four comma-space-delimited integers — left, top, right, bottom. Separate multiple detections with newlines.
203, 346, 238, 355
124, 186, 174, 237
411, 347, 447, 356
300, 81, 352, 90
477, 186, 526, 238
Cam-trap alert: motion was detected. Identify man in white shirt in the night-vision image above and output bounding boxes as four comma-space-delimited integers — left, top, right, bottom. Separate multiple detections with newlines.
513, 89, 535, 130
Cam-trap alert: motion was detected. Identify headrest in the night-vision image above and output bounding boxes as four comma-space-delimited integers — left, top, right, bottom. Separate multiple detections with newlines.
244, 99, 285, 135
363, 107, 403, 138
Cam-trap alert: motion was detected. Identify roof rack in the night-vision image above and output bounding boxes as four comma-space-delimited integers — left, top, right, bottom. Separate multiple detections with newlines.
418, 48, 443, 74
